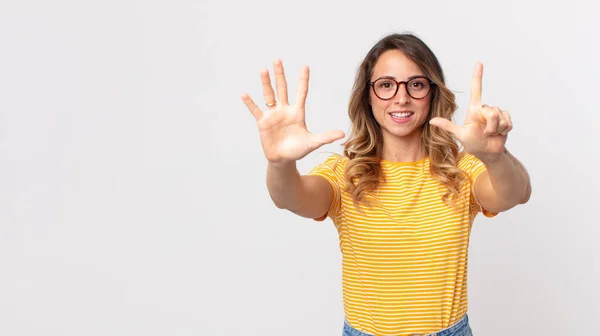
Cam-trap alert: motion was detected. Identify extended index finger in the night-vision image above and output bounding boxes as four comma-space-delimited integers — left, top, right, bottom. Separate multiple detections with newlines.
470, 62, 483, 106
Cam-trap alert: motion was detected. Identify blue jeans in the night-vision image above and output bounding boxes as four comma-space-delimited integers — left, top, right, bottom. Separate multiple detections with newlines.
343, 314, 473, 336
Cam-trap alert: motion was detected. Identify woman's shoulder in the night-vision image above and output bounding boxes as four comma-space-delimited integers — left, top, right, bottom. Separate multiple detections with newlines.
308, 152, 349, 178
457, 151, 480, 168
318, 152, 350, 168
456, 151, 488, 179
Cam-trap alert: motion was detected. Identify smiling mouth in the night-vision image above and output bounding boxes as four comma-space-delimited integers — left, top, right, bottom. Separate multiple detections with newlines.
389, 111, 414, 118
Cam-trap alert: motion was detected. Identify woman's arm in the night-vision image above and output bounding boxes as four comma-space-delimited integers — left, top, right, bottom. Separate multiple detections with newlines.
241, 59, 344, 219
267, 161, 334, 219
474, 150, 531, 213
430, 62, 532, 214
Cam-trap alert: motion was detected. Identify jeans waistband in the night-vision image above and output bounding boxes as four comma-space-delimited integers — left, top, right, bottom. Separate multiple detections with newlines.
343, 314, 471, 336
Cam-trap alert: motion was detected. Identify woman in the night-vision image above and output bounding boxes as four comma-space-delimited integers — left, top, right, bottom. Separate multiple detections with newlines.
241, 33, 531, 336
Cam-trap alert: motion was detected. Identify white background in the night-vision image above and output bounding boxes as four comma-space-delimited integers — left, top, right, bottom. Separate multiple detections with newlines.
1, 0, 598, 335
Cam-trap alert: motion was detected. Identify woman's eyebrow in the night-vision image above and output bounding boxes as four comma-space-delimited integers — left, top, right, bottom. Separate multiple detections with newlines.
373, 74, 426, 81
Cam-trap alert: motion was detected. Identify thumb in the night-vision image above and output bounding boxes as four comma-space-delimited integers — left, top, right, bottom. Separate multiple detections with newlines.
429, 117, 461, 138
309, 130, 345, 149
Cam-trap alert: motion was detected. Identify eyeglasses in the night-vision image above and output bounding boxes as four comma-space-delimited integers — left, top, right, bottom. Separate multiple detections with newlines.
369, 76, 434, 100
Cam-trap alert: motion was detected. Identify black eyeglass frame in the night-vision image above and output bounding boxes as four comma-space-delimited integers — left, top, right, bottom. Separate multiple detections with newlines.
369, 76, 435, 100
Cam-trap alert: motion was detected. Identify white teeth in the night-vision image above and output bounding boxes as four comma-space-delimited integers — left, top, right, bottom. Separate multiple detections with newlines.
391, 112, 412, 118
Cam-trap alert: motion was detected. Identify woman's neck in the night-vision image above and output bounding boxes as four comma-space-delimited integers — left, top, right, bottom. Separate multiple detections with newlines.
381, 130, 426, 163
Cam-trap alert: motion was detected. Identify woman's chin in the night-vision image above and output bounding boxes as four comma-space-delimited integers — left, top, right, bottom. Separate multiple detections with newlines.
384, 124, 422, 139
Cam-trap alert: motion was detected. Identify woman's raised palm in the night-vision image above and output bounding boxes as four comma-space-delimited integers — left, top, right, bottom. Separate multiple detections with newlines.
241, 59, 345, 163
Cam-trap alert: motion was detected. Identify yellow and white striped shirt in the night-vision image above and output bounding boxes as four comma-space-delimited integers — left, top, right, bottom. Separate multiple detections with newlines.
308, 152, 496, 335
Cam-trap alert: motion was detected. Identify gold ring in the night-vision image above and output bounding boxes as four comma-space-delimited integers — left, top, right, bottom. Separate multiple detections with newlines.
266, 101, 277, 108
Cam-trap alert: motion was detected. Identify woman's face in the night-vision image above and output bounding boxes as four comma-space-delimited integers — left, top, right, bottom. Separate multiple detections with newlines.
369, 49, 432, 140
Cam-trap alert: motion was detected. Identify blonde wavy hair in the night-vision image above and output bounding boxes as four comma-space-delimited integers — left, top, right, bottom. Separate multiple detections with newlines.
341, 33, 468, 210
